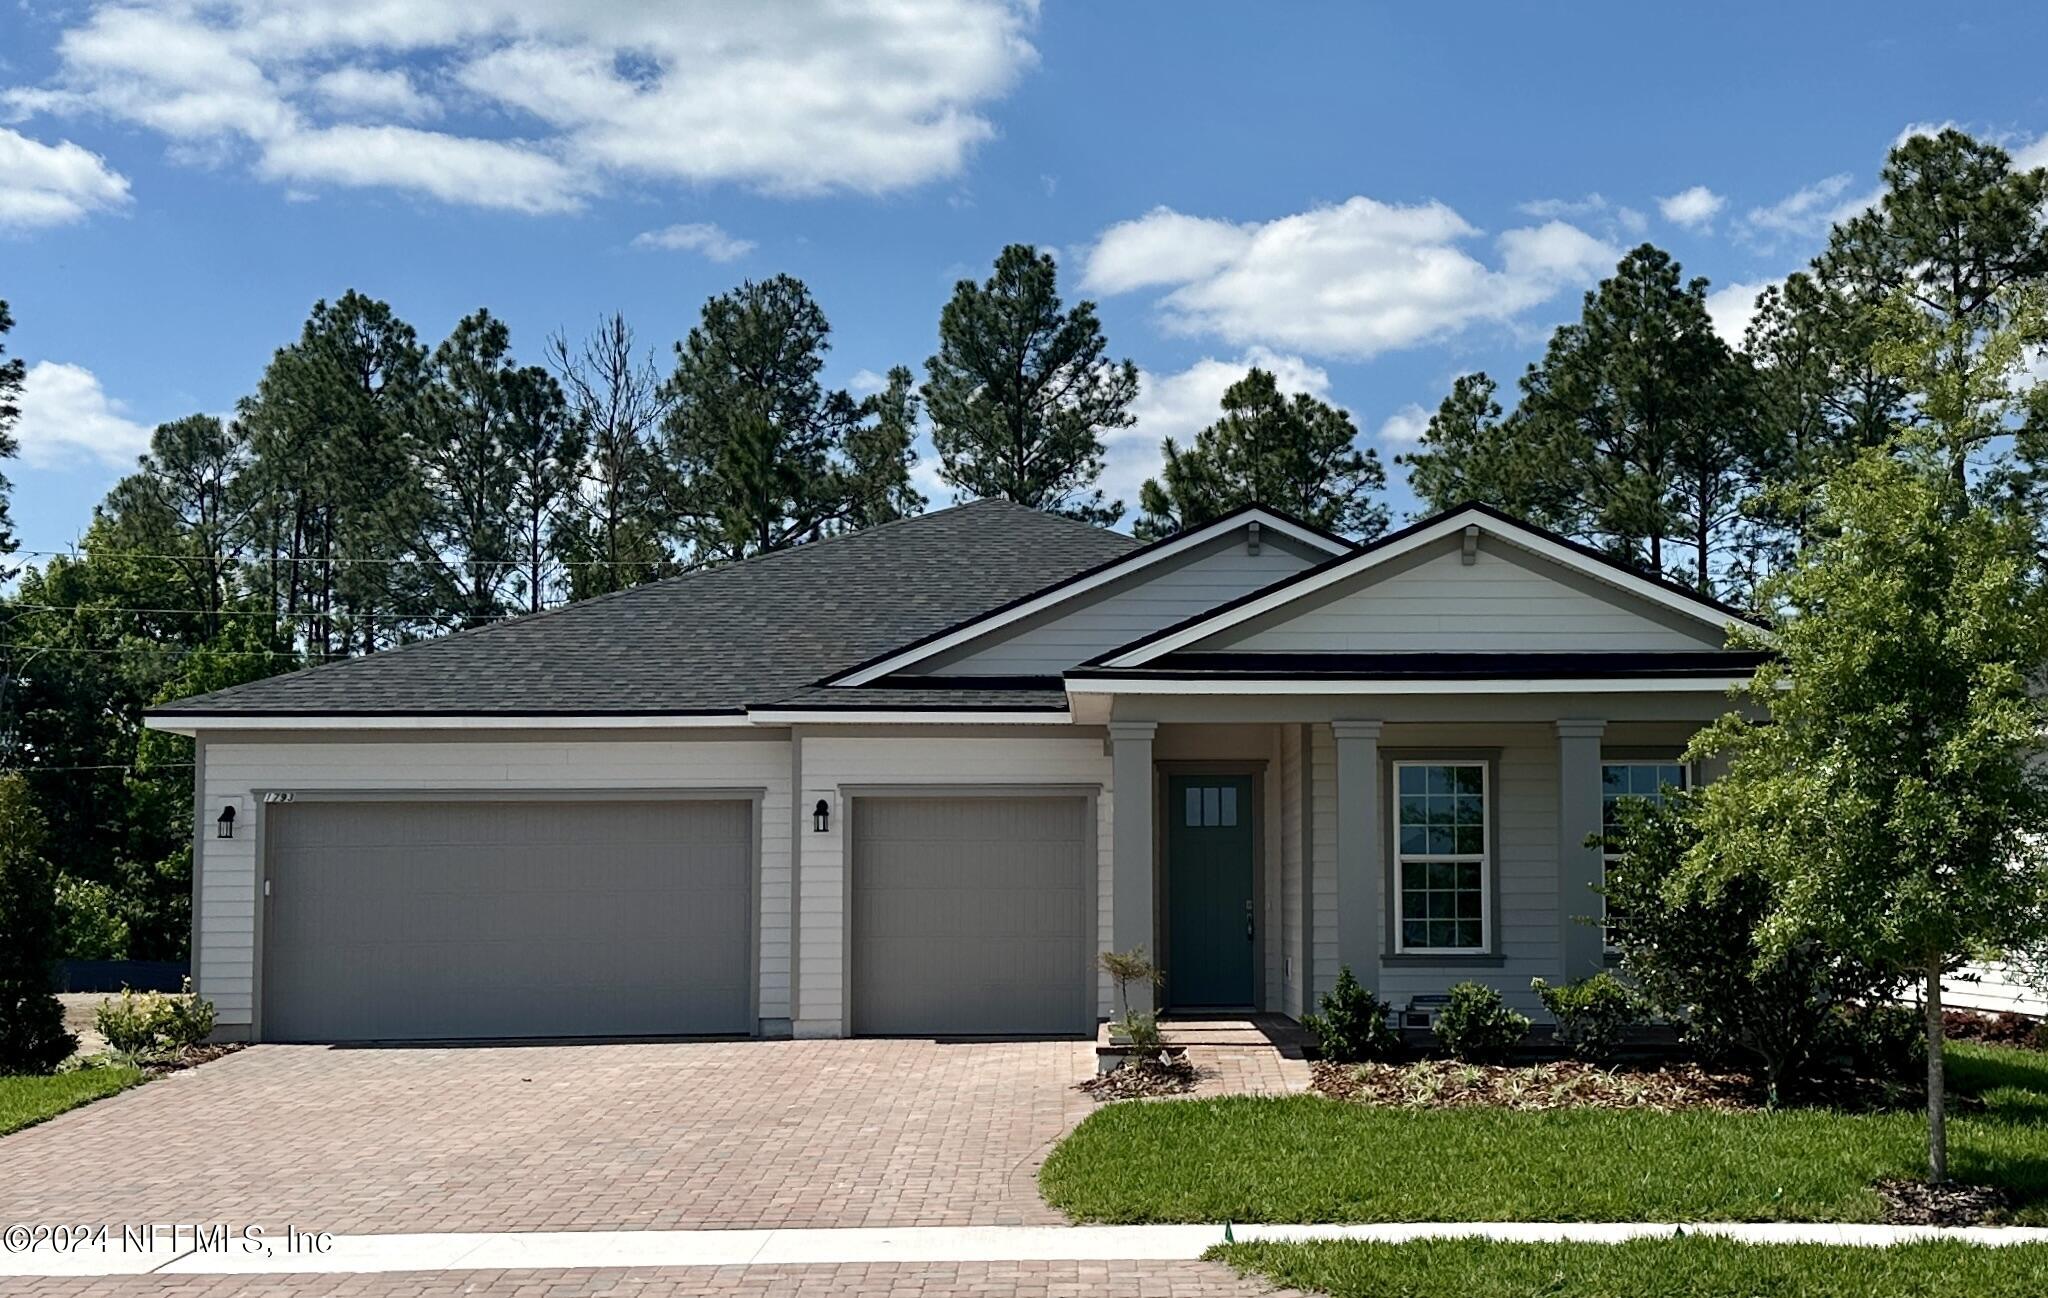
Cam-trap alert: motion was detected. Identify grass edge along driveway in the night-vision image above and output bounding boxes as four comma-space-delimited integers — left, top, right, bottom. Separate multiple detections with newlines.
0, 1066, 144, 1138
1209, 1237, 2048, 1298
1041, 1043, 2048, 1225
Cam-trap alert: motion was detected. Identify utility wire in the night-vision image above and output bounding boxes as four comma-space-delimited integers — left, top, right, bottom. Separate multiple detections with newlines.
12, 547, 686, 568
3, 602, 568, 622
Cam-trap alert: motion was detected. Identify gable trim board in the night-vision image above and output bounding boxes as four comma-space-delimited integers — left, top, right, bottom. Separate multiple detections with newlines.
823, 505, 1352, 687
1093, 503, 1767, 669
1064, 674, 1755, 695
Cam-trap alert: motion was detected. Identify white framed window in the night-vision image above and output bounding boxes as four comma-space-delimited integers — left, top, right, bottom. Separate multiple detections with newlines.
1600, 761, 1688, 946
1393, 761, 1489, 954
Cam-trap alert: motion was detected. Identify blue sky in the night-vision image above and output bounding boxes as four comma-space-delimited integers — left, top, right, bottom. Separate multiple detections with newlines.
4, 1, 2047, 555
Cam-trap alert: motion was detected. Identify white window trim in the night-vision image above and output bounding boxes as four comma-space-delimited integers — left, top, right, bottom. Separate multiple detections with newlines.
1391, 759, 1491, 956
1599, 760, 1690, 950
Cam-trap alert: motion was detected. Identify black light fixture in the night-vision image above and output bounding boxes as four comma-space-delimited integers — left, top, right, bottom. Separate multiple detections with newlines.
812, 798, 830, 833
215, 804, 236, 839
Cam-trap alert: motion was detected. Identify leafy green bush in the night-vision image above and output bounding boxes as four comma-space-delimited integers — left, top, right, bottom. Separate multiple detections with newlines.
1302, 966, 1399, 1062
1433, 982, 1530, 1062
55, 878, 130, 960
1831, 1001, 1926, 1080
1531, 972, 1641, 1062
1602, 793, 1900, 1101
0, 775, 76, 1074
94, 981, 215, 1059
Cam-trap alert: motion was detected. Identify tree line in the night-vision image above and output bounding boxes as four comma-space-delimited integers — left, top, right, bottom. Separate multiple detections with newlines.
2, 129, 2044, 969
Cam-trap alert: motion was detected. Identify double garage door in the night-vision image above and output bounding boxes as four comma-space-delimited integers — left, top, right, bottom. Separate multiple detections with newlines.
258, 793, 1091, 1041
261, 798, 753, 1042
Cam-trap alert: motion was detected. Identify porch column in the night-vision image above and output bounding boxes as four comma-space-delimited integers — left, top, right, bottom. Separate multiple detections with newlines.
1108, 721, 1158, 1014
1332, 719, 1383, 993
1557, 719, 1608, 979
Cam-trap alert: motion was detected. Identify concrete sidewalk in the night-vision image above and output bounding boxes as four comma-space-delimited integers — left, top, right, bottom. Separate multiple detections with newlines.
9, 1220, 2048, 1280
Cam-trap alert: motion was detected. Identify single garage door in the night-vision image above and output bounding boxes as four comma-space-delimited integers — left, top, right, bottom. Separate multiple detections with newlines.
851, 795, 1090, 1036
262, 798, 752, 1041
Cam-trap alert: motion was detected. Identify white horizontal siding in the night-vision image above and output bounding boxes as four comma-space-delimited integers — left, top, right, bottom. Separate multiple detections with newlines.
928, 532, 1318, 675
1213, 540, 1720, 654
1944, 962, 2048, 1016
795, 733, 1112, 1037
197, 736, 792, 1030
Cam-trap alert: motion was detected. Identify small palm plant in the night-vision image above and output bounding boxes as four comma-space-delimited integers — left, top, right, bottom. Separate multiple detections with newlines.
1099, 946, 1165, 1051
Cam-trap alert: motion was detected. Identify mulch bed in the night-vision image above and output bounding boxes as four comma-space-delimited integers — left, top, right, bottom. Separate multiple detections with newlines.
140, 1043, 244, 1076
1312, 1058, 1760, 1112
1944, 1009, 2046, 1050
1875, 1176, 2010, 1226
1077, 1055, 1199, 1101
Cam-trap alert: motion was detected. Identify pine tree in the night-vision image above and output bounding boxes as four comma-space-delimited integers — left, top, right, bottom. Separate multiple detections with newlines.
548, 315, 674, 599
0, 301, 22, 571
1135, 368, 1387, 540
924, 245, 1137, 524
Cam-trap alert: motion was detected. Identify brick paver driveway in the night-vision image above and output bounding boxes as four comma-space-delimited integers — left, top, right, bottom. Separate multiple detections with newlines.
0, 1039, 1103, 1234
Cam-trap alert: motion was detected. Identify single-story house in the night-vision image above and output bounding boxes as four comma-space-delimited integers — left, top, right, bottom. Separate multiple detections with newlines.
146, 499, 1769, 1043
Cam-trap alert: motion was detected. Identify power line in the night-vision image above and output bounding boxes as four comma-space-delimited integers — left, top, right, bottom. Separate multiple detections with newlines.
11, 546, 685, 569
0, 645, 345, 659
2, 602, 567, 622
0, 763, 195, 773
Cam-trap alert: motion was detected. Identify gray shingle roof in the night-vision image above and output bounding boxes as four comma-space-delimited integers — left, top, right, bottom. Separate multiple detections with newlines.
151, 500, 1140, 717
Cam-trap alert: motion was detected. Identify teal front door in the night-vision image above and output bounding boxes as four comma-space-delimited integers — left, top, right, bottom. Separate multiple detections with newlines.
1165, 774, 1255, 1009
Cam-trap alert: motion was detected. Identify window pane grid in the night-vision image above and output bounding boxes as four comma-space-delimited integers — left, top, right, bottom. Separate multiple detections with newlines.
1394, 761, 1487, 953
1600, 762, 1687, 947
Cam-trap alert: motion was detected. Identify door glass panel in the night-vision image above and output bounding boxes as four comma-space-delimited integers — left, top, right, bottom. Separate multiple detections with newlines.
1219, 785, 1237, 827
1202, 786, 1221, 826
1185, 787, 1202, 827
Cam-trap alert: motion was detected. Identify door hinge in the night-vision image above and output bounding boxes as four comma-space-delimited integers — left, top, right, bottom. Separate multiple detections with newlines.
263, 878, 271, 898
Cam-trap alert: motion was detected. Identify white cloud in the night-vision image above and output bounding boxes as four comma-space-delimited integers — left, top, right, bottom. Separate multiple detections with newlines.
1658, 184, 1724, 230
310, 67, 437, 120
631, 221, 755, 262
0, 127, 130, 229
1101, 348, 1335, 513
259, 125, 583, 213
1740, 173, 1881, 245
1083, 198, 1618, 361
1704, 278, 1780, 348
12, 361, 151, 469
4, 0, 1037, 212
1377, 403, 1432, 446
1518, 193, 1646, 240
2014, 134, 2048, 171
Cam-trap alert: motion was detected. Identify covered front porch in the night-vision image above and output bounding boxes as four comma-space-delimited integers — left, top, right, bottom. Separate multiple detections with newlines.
1099, 698, 1737, 1024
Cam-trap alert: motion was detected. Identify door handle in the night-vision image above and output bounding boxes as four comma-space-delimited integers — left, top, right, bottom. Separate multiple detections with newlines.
1244, 897, 1254, 941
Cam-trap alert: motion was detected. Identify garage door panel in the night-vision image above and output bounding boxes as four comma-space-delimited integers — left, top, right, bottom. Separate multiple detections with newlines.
852, 796, 1089, 1037
263, 799, 751, 1041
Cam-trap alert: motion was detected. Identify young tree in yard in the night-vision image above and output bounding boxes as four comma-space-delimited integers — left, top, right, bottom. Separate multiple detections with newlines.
0, 774, 76, 1073
1686, 445, 2048, 1182
1134, 368, 1388, 541
924, 244, 1137, 525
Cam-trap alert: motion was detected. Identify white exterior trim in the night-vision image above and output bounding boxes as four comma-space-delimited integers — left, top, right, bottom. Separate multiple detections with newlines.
1064, 675, 1749, 696
827, 509, 1349, 687
1098, 509, 1749, 668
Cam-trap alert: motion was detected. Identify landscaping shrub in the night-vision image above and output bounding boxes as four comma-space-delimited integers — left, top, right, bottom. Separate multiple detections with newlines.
1831, 1002, 1927, 1080
1302, 966, 1398, 1062
1433, 982, 1529, 1062
0, 775, 76, 1074
1944, 1009, 2048, 1051
1531, 972, 1641, 1062
1602, 794, 1900, 1101
1099, 947, 1165, 1051
95, 980, 215, 1059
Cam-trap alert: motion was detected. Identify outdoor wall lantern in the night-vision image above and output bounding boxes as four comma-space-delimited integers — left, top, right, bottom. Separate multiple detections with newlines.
215, 804, 236, 839
812, 798, 831, 833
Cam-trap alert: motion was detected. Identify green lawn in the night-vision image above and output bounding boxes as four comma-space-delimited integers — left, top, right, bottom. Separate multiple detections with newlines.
1040, 1042, 2048, 1224
0, 1066, 144, 1137
1210, 1237, 2048, 1298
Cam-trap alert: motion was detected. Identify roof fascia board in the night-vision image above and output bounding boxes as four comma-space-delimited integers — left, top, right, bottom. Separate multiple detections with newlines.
825, 507, 1349, 687
1099, 509, 1745, 668
1062, 675, 1748, 696
142, 712, 750, 735
743, 708, 1074, 725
